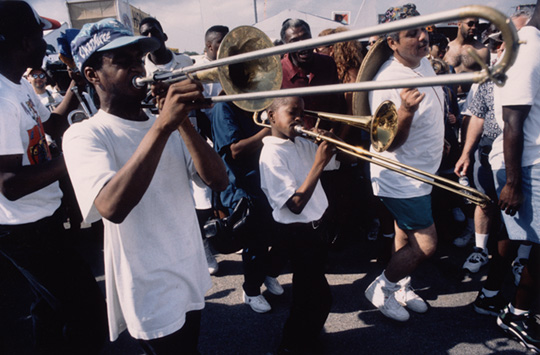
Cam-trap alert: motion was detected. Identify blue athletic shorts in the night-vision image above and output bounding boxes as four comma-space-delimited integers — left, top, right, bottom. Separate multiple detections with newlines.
379, 195, 434, 231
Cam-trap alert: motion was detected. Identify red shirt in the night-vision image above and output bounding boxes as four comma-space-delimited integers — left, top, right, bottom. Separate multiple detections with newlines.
281, 52, 346, 127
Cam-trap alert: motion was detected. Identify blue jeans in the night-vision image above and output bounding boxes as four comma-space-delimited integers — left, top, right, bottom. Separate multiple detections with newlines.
0, 209, 107, 354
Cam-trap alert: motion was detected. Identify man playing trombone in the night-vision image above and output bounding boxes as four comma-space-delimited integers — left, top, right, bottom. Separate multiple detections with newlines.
364, 3, 445, 322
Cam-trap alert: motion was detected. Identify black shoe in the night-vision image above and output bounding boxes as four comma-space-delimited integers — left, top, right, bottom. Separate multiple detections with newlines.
473, 291, 506, 316
497, 307, 540, 353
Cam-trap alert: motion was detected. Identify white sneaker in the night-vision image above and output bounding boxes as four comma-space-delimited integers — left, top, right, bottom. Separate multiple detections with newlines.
264, 276, 284, 295
203, 239, 218, 275
395, 276, 428, 313
462, 247, 489, 273
365, 275, 409, 321
512, 258, 527, 286
453, 232, 474, 248
243, 291, 271, 313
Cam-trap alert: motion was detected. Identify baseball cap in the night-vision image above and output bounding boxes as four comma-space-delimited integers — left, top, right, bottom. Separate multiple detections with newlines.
0, 1, 61, 42
382, 3, 421, 23
71, 18, 160, 72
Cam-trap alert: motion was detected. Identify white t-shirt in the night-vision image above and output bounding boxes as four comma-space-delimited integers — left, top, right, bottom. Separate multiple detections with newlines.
369, 56, 445, 198
259, 136, 339, 224
62, 110, 212, 341
37, 87, 63, 111
143, 50, 193, 76
0, 74, 62, 224
490, 26, 540, 170
144, 51, 213, 210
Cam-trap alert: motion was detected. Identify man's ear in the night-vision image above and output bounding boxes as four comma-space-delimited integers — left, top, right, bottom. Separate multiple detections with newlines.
387, 36, 397, 52
163, 33, 169, 42
84, 66, 99, 86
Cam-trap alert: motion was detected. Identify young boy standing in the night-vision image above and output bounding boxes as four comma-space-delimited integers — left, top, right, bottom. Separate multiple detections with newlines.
259, 96, 340, 353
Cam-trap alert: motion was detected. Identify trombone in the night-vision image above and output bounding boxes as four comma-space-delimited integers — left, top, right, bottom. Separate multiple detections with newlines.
253, 111, 492, 207
134, 5, 519, 112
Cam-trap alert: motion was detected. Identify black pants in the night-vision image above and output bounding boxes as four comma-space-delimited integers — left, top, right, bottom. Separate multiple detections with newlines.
275, 220, 332, 352
0, 209, 107, 354
138, 310, 202, 355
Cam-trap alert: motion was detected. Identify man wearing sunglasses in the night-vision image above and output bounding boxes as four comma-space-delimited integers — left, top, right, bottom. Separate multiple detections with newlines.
26, 67, 63, 111
444, 17, 489, 95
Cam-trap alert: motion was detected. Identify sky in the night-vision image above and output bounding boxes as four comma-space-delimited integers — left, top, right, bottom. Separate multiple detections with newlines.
28, 0, 528, 53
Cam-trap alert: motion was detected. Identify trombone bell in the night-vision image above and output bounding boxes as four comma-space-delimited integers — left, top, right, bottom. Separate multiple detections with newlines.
217, 26, 282, 112
304, 100, 398, 152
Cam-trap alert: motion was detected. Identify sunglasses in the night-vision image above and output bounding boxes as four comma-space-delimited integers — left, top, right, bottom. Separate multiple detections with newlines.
31, 73, 46, 79
465, 21, 479, 27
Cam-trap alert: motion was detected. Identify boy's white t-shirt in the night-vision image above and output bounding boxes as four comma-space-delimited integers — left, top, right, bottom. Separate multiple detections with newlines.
0, 74, 62, 224
490, 26, 540, 170
260, 135, 339, 224
63, 110, 211, 341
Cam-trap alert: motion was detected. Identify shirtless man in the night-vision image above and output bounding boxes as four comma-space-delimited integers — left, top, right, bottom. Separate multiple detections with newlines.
444, 18, 489, 94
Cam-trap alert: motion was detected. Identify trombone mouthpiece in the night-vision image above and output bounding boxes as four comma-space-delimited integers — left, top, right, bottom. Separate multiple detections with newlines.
294, 125, 304, 133
132, 76, 145, 88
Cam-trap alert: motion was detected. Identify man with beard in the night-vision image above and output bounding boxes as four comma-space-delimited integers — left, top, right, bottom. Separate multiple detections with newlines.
444, 17, 489, 95
280, 18, 346, 128
64, 18, 227, 353
363, 3, 444, 323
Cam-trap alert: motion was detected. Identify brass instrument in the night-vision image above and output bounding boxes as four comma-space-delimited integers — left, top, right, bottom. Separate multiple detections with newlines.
67, 86, 92, 125
305, 100, 398, 152
134, 5, 518, 113
253, 112, 492, 207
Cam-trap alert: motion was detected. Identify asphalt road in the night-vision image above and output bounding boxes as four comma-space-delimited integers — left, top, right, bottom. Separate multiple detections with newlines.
0, 221, 533, 355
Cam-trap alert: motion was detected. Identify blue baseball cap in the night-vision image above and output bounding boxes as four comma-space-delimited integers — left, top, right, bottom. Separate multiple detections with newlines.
71, 18, 159, 72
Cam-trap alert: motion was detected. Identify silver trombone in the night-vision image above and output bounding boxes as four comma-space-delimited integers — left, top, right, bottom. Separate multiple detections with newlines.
134, 5, 519, 112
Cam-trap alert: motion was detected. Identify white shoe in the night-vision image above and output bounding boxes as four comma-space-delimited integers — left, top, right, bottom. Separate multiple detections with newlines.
462, 247, 489, 273
203, 239, 218, 275
512, 258, 527, 286
264, 276, 284, 295
365, 274, 409, 321
243, 291, 271, 313
453, 232, 474, 248
395, 276, 428, 313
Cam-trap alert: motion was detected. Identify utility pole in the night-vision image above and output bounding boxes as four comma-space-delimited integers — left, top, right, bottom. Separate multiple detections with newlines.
253, 0, 258, 23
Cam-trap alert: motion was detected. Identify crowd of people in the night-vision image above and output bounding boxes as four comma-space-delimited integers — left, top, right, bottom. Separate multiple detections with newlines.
0, 0, 538, 354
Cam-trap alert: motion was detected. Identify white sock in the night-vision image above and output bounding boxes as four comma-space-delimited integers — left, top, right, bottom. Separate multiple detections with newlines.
509, 303, 528, 315
475, 233, 489, 251
517, 244, 532, 260
481, 288, 498, 298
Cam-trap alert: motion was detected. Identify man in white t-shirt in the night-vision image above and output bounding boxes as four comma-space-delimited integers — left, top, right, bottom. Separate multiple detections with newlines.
489, 2, 540, 350
364, 3, 445, 322
65, 18, 227, 352
0, 1, 107, 353
26, 67, 63, 111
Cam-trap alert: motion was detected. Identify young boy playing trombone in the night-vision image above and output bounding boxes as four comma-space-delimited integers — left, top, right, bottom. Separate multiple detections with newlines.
259, 96, 341, 353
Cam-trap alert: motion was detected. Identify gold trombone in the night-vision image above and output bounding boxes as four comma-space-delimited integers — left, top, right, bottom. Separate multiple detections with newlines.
253, 110, 492, 207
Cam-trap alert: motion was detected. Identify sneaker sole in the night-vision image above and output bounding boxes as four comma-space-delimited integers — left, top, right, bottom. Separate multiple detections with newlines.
497, 317, 540, 353
379, 307, 410, 322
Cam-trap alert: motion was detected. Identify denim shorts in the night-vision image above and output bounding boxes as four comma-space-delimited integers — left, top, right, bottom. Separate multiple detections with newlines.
493, 164, 540, 244
379, 195, 434, 231
472, 140, 498, 201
